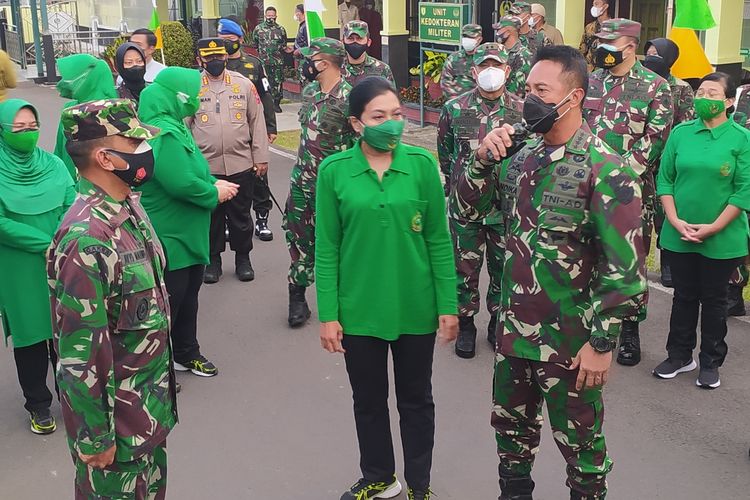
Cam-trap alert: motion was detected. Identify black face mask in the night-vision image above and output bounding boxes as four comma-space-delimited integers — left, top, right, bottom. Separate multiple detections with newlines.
345, 42, 368, 59
105, 143, 155, 187
225, 40, 241, 55
643, 54, 670, 79
205, 59, 227, 77
302, 59, 322, 82
266, 18, 276, 24
594, 45, 624, 69
120, 65, 146, 85
522, 92, 572, 134
496, 31, 510, 44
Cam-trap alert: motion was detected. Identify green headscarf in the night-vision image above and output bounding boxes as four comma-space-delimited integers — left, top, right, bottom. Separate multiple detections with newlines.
138, 67, 202, 152
56, 54, 117, 102
0, 99, 72, 215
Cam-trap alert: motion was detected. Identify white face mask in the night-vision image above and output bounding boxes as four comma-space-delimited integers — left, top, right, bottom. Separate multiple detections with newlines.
476, 66, 506, 92
462, 37, 479, 52
591, 6, 604, 17
528, 18, 536, 27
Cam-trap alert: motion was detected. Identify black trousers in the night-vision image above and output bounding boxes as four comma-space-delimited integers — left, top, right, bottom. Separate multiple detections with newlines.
164, 265, 204, 364
342, 333, 436, 491
210, 171, 256, 258
665, 250, 742, 368
13, 339, 57, 412
252, 173, 272, 215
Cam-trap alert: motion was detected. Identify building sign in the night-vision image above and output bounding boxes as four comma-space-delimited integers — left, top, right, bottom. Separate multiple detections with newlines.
418, 2, 470, 45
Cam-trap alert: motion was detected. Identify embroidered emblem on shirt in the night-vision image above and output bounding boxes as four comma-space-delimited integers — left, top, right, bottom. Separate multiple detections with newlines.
411, 211, 423, 233
720, 163, 731, 177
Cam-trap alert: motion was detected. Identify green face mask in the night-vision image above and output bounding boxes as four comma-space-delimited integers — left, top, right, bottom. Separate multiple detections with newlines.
3, 128, 39, 153
362, 119, 405, 152
694, 97, 726, 121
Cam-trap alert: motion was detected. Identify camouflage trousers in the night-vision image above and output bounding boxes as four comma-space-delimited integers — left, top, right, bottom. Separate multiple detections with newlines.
449, 218, 504, 317
266, 63, 284, 105
283, 166, 316, 287
492, 354, 611, 498
74, 442, 167, 499
623, 173, 655, 323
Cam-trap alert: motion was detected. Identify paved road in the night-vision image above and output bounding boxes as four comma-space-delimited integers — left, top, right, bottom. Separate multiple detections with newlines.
1, 82, 750, 499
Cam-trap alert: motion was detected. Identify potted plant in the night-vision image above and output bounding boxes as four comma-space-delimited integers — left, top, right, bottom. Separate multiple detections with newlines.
161, 21, 197, 68
409, 50, 446, 101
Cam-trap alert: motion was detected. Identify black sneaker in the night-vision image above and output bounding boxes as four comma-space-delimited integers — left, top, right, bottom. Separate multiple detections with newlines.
340, 477, 402, 500
29, 408, 56, 435
653, 358, 697, 379
255, 216, 273, 241
174, 355, 218, 377
455, 316, 477, 359
696, 367, 721, 389
407, 487, 433, 500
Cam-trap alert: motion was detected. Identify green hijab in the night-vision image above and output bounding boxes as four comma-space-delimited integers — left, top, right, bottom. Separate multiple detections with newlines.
0, 100, 72, 215
56, 54, 117, 102
139, 67, 202, 152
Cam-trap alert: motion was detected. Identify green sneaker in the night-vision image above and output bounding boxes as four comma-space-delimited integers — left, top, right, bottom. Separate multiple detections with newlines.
29, 408, 56, 435
340, 476, 402, 500
407, 487, 433, 500
174, 355, 218, 377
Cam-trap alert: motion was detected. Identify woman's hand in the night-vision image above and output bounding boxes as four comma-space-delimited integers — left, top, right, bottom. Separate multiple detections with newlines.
437, 315, 459, 345
320, 321, 345, 354
687, 223, 719, 242
670, 217, 701, 243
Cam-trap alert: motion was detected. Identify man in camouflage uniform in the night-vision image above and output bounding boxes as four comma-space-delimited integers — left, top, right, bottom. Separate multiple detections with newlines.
47, 99, 177, 499
729, 85, 750, 315
341, 20, 395, 87
579, 0, 611, 70
643, 37, 695, 288
252, 6, 288, 112
217, 19, 278, 243
459, 45, 645, 500
437, 43, 523, 359
494, 16, 532, 98
509, 1, 548, 57
440, 24, 483, 99
583, 19, 673, 367
293, 4, 309, 86
284, 38, 356, 327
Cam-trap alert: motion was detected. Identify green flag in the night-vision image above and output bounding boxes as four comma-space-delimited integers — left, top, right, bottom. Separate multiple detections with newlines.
304, 0, 326, 40
673, 0, 716, 30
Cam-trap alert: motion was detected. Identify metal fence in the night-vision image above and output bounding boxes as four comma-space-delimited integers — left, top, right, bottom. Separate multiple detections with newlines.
49, 28, 123, 59
1, 22, 26, 68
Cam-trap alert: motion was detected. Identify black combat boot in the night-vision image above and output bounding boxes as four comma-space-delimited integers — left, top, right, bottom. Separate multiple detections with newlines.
616, 320, 641, 366
488, 314, 498, 347
727, 285, 747, 316
288, 284, 311, 327
498, 465, 534, 500
570, 489, 601, 500
255, 210, 273, 241
660, 252, 673, 288
455, 316, 477, 359
235, 254, 255, 282
203, 254, 222, 284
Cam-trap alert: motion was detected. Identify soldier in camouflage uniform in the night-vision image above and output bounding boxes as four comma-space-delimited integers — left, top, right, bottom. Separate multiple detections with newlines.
729, 84, 750, 315
284, 38, 356, 327
583, 19, 673, 367
579, 0, 611, 70
459, 45, 645, 500
509, 1, 548, 57
643, 37, 695, 289
437, 43, 523, 359
47, 99, 177, 499
341, 20, 395, 88
440, 24, 483, 99
252, 6, 288, 111
494, 16, 533, 98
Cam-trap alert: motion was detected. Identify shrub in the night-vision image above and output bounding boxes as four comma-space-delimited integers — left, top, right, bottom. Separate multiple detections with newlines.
162, 21, 196, 68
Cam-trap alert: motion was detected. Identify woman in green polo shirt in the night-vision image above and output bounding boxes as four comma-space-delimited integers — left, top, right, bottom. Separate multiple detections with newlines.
315, 77, 458, 500
654, 72, 750, 389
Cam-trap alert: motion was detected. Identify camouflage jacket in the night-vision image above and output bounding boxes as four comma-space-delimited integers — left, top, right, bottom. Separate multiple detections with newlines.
437, 88, 524, 223
669, 75, 695, 126
458, 123, 645, 364
296, 78, 356, 172
519, 28, 548, 56
579, 20, 601, 68
733, 84, 750, 129
47, 178, 177, 463
343, 55, 395, 88
584, 60, 673, 178
440, 49, 476, 99
251, 20, 288, 66
506, 42, 533, 98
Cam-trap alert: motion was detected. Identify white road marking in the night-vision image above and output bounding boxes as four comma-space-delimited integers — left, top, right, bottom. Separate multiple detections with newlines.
270, 147, 296, 161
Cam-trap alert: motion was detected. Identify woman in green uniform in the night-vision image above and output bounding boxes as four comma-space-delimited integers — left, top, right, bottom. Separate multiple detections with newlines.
654, 72, 750, 389
138, 67, 238, 378
315, 77, 458, 500
0, 99, 76, 433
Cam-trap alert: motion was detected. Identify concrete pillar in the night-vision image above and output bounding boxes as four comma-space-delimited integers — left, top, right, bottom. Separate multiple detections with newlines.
201, 0, 219, 36
382, 0, 409, 89
555, 0, 586, 50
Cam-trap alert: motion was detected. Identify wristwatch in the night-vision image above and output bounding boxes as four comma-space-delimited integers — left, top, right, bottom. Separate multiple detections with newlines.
589, 336, 617, 353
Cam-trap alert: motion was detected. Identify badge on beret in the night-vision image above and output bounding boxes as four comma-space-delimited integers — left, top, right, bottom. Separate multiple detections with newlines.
411, 211, 423, 233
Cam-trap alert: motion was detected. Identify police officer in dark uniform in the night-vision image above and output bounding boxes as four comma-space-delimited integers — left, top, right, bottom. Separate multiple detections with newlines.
218, 18, 277, 241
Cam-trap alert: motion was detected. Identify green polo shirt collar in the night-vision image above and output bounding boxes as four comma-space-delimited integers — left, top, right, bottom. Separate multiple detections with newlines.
350, 139, 411, 176
694, 116, 733, 140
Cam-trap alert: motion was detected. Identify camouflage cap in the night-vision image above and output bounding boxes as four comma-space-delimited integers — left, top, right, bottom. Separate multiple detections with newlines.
344, 20, 369, 38
510, 1, 532, 15
299, 37, 346, 59
492, 16, 521, 31
197, 37, 228, 57
595, 18, 642, 41
62, 99, 160, 142
473, 42, 509, 65
462, 24, 482, 37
